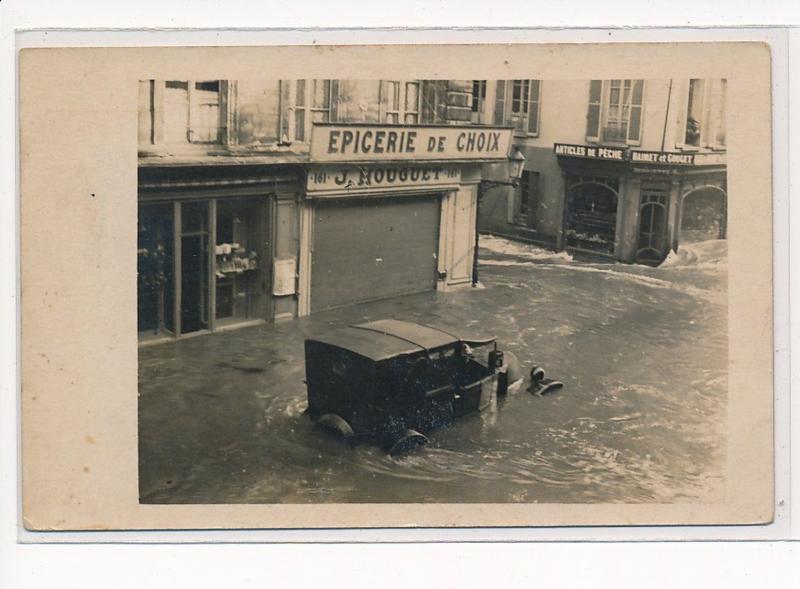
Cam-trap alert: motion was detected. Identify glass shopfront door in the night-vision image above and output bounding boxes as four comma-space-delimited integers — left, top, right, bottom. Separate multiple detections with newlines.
180, 201, 210, 333
138, 196, 268, 343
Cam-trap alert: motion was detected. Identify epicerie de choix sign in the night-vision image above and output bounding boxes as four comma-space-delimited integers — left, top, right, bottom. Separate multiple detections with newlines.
554, 143, 697, 166
306, 164, 462, 195
310, 123, 514, 163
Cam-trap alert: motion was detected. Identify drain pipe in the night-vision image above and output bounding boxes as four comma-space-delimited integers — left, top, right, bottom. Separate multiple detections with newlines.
661, 79, 673, 152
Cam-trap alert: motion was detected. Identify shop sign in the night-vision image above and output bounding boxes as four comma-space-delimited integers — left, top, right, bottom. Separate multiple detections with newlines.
554, 143, 625, 161
630, 150, 695, 165
306, 164, 461, 194
310, 123, 513, 163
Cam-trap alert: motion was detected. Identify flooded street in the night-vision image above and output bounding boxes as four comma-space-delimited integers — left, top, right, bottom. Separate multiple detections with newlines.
139, 236, 727, 504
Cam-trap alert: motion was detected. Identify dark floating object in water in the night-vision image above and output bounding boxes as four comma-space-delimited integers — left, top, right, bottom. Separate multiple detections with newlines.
529, 365, 564, 397
304, 319, 561, 455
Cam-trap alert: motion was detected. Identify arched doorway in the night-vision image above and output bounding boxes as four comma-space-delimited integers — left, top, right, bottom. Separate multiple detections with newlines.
680, 185, 727, 243
636, 188, 669, 265
564, 176, 619, 255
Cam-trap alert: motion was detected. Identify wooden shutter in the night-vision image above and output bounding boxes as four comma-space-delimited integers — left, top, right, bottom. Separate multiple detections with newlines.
626, 80, 644, 144
218, 80, 230, 144
528, 80, 541, 135
494, 80, 506, 125
586, 80, 602, 141
329, 80, 340, 121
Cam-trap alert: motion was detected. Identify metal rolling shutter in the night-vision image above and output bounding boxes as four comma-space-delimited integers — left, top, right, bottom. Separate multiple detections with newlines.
311, 195, 440, 313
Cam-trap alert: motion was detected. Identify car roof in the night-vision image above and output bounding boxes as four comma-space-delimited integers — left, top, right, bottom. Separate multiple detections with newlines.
306, 319, 461, 362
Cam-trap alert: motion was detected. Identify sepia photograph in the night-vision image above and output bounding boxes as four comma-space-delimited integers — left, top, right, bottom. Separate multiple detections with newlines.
17, 41, 774, 530
136, 75, 730, 505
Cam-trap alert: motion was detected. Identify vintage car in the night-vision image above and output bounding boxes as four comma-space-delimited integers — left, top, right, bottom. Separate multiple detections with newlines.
305, 319, 552, 455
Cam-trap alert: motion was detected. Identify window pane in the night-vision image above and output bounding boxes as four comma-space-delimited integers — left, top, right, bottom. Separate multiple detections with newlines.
191, 81, 221, 143
388, 81, 400, 109
294, 108, 305, 140
685, 79, 703, 145
313, 80, 331, 108
586, 103, 601, 139
494, 80, 506, 124
404, 82, 419, 112
195, 81, 219, 93
334, 80, 381, 123
237, 80, 281, 145
421, 80, 447, 124
163, 81, 190, 143
627, 105, 642, 142
521, 80, 530, 113
295, 80, 306, 107
586, 81, 602, 139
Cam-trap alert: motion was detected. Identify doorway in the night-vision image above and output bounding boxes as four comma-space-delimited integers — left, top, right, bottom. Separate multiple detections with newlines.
179, 201, 210, 334
636, 184, 670, 265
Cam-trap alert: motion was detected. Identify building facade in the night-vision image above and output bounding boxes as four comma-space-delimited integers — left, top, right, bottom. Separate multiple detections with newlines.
476, 79, 727, 264
137, 79, 511, 344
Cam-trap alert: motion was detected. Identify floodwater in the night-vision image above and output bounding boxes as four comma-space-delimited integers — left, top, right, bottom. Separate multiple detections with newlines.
139, 236, 728, 504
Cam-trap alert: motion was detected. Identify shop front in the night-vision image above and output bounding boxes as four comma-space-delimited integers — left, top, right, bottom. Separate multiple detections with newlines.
555, 143, 726, 264
137, 163, 302, 344
299, 123, 515, 315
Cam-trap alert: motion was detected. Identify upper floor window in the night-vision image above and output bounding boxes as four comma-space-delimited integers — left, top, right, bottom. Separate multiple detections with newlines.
683, 78, 726, 149
494, 80, 541, 136
280, 79, 337, 143
585, 79, 644, 145
163, 80, 227, 144
381, 80, 421, 124
471, 81, 487, 124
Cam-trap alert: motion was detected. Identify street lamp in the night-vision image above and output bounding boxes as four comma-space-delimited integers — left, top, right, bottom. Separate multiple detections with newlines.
472, 148, 526, 286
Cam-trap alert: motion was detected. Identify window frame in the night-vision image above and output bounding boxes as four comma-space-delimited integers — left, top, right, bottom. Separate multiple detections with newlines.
585, 79, 645, 146
471, 80, 487, 124
494, 80, 542, 137
380, 80, 422, 124
679, 78, 727, 151
279, 79, 338, 143
157, 80, 229, 146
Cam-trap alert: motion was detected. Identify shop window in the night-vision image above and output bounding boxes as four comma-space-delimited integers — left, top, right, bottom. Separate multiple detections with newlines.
564, 176, 619, 254
280, 80, 337, 143
381, 80, 421, 124
494, 80, 541, 136
681, 187, 727, 242
138, 204, 174, 337
215, 199, 263, 324
471, 80, 487, 124
512, 171, 540, 227
682, 79, 727, 149
162, 80, 226, 144
585, 79, 644, 145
